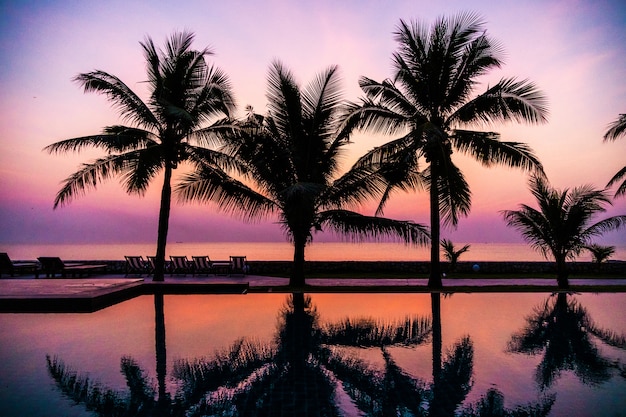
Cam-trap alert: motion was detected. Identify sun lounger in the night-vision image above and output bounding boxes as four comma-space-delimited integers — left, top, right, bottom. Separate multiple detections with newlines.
0, 253, 40, 278
191, 256, 212, 276
37, 257, 107, 278
170, 256, 192, 276
229, 256, 248, 276
124, 256, 149, 276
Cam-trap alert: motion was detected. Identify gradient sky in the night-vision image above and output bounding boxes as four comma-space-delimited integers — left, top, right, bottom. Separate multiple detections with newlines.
1, 0, 625, 245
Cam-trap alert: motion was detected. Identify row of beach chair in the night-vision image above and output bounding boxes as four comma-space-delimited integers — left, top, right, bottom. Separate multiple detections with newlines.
124, 255, 248, 277
0, 253, 107, 278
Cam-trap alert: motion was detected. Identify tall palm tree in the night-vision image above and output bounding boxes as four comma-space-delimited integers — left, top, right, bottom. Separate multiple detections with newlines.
176, 61, 429, 287
347, 12, 548, 288
44, 31, 236, 281
502, 175, 626, 288
604, 113, 626, 197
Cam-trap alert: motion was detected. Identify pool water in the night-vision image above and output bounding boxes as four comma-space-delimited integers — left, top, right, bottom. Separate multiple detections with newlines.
0, 292, 624, 416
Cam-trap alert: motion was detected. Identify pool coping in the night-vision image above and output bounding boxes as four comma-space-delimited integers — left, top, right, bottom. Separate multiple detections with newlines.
1, 275, 625, 312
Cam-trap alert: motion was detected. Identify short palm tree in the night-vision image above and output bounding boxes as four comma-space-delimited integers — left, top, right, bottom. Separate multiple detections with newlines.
604, 113, 626, 197
501, 176, 626, 288
44, 32, 236, 281
346, 12, 548, 288
584, 243, 615, 265
176, 61, 429, 287
440, 239, 470, 272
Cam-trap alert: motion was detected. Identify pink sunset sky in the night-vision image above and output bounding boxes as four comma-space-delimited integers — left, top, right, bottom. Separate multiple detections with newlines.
1, 0, 625, 245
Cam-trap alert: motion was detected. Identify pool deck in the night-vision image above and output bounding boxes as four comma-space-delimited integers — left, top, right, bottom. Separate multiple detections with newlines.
1, 274, 626, 312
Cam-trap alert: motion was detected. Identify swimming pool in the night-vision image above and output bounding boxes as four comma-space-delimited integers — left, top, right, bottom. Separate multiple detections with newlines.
1, 292, 624, 416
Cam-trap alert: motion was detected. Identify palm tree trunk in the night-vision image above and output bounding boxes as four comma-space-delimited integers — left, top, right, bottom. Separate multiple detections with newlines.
428, 170, 443, 288
291, 235, 307, 287
556, 254, 569, 289
153, 165, 173, 282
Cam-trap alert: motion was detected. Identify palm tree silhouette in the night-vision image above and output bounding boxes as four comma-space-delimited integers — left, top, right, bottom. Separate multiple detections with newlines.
507, 293, 626, 390
584, 243, 616, 271
440, 239, 471, 273
44, 31, 236, 281
604, 113, 626, 198
345, 12, 548, 288
502, 175, 626, 288
176, 61, 429, 287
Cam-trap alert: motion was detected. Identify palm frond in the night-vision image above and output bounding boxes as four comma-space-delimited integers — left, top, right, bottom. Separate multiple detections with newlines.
452, 77, 549, 126
584, 216, 626, 236
176, 165, 277, 221
74, 71, 159, 129
192, 64, 237, 124
189, 117, 242, 148
119, 148, 163, 194
266, 60, 304, 141
317, 209, 430, 245
606, 165, 626, 197
452, 129, 544, 173
358, 77, 418, 118
302, 65, 343, 126
43, 128, 157, 154
53, 153, 140, 208
423, 162, 472, 227
603, 113, 626, 142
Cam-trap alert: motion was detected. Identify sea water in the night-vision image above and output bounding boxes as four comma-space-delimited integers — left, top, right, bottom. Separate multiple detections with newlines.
2, 241, 625, 262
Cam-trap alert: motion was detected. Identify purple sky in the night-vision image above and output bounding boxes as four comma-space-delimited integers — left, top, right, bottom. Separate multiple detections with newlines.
1, 0, 625, 245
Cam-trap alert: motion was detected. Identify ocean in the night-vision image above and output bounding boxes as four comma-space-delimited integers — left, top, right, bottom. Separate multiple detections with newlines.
2, 241, 625, 262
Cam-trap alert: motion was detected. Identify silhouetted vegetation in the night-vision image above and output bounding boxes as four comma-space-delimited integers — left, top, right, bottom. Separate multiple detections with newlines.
44, 31, 236, 281
346, 12, 547, 288
176, 62, 429, 287
502, 175, 626, 288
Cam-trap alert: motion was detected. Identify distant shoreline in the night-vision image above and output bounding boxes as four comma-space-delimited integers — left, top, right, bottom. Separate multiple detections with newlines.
14, 259, 623, 277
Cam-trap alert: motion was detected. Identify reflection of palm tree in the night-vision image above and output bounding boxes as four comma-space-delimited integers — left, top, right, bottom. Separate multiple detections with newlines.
46, 293, 559, 416
176, 62, 429, 287
508, 293, 625, 390
458, 388, 554, 417
43, 31, 236, 281
502, 175, 626, 288
47, 294, 174, 416
47, 355, 165, 416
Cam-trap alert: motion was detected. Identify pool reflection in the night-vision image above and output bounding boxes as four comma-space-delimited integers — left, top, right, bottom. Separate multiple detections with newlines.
508, 292, 625, 390
44, 292, 570, 416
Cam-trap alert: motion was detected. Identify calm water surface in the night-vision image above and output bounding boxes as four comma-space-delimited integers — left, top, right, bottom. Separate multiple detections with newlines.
0, 292, 624, 416
3, 241, 626, 261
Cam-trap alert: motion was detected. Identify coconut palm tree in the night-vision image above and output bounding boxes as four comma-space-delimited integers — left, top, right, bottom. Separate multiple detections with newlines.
440, 239, 470, 272
584, 243, 616, 266
604, 113, 626, 197
502, 175, 626, 288
176, 61, 429, 287
44, 31, 236, 281
346, 12, 548, 288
